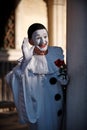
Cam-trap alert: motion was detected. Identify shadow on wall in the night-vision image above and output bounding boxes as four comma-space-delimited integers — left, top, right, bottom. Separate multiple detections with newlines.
0, 0, 21, 102
0, 0, 21, 49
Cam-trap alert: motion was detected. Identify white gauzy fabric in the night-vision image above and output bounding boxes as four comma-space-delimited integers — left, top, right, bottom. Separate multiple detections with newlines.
6, 46, 68, 130
21, 37, 34, 61
27, 47, 64, 74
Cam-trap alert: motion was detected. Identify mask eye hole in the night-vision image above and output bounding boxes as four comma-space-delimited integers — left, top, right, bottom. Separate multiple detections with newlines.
36, 36, 40, 39
44, 35, 47, 39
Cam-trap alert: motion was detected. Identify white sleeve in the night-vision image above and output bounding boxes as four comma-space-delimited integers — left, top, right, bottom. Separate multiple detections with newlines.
21, 38, 34, 61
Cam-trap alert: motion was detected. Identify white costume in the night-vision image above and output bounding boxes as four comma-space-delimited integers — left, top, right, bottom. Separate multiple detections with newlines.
6, 46, 68, 130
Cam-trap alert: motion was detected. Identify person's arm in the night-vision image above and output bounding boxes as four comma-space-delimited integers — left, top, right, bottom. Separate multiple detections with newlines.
21, 37, 34, 61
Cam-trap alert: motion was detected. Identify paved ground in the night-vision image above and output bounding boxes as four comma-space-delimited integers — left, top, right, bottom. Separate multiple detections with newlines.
0, 111, 28, 130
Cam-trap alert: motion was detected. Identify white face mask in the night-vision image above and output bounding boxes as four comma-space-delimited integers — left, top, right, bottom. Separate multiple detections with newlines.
32, 29, 48, 51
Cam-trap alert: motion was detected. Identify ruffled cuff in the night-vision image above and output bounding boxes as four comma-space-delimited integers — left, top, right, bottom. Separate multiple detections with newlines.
58, 75, 69, 85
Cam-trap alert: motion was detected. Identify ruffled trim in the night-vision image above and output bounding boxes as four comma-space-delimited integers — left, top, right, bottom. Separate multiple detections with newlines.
27, 46, 64, 74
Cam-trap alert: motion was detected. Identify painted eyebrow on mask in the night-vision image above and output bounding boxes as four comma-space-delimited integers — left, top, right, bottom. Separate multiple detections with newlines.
34, 33, 48, 37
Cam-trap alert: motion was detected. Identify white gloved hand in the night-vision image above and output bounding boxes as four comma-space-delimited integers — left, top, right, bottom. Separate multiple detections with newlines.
21, 37, 34, 60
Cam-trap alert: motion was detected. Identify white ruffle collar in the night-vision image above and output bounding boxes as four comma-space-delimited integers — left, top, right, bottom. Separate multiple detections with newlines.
26, 47, 63, 74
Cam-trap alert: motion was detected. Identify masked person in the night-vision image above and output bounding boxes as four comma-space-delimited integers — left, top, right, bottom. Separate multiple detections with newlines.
6, 23, 69, 130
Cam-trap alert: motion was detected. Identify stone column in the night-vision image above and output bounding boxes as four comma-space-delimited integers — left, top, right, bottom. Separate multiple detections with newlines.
47, 0, 66, 52
66, 0, 87, 130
